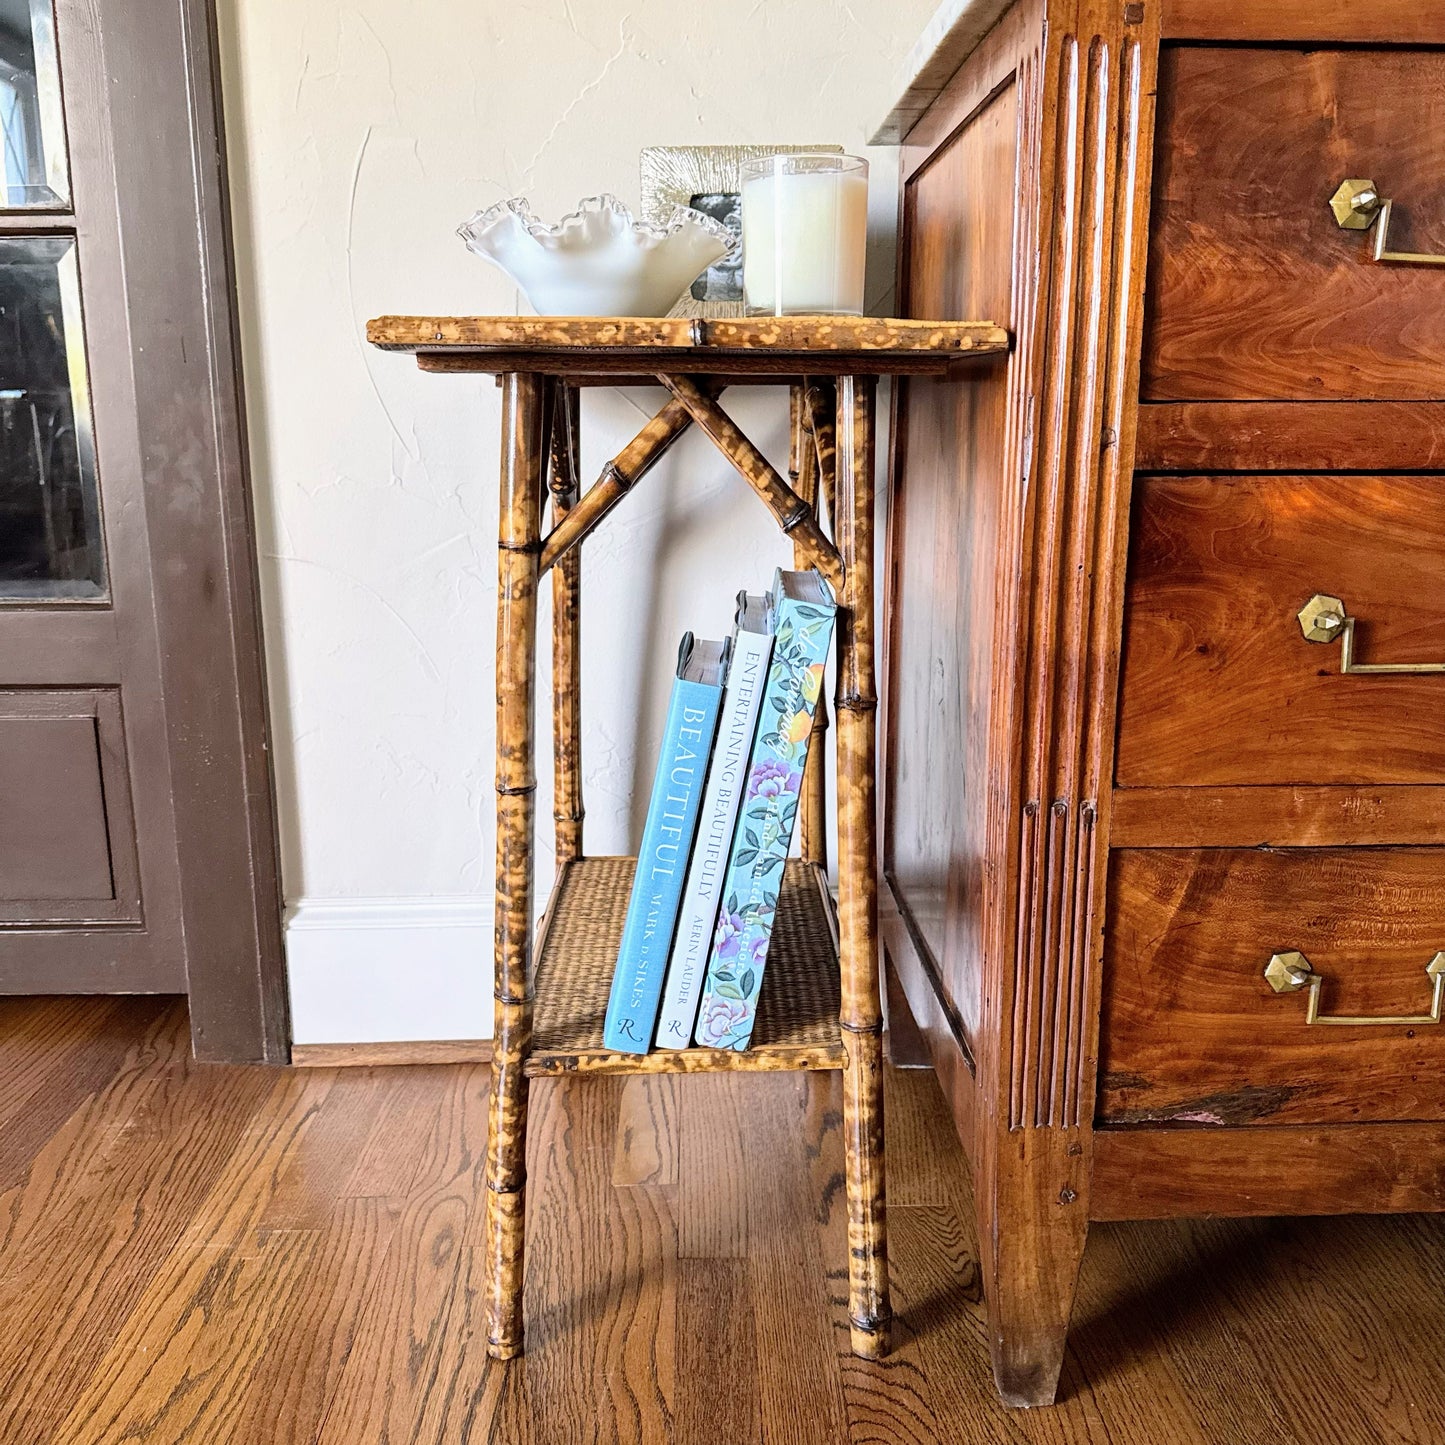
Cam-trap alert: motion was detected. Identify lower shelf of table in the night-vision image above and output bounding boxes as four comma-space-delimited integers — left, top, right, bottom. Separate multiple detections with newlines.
526, 856, 845, 1076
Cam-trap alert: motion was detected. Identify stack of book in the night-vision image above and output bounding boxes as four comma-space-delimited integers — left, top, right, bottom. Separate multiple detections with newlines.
602, 569, 838, 1054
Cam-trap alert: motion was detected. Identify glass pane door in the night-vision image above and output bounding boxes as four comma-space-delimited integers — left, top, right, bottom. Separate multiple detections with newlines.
0, 0, 68, 208
0, 235, 101, 598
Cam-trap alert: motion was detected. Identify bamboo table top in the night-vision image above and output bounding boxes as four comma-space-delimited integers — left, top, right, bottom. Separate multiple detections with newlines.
365, 314, 1010, 379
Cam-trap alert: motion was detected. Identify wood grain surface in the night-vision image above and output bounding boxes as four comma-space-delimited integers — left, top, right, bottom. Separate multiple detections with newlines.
1136, 401, 1445, 473
1117, 473, 1445, 787
1163, 0, 1445, 42
366, 314, 1009, 356
1101, 848, 1445, 1128
9, 996, 1445, 1441
1144, 46, 1445, 401
1094, 1120, 1445, 1220
1111, 784, 1445, 848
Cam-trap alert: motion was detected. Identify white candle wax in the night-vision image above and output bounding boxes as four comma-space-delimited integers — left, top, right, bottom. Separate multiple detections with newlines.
742, 168, 868, 315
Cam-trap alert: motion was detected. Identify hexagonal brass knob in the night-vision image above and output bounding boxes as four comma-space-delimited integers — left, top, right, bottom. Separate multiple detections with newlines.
1265, 951, 1314, 993
1297, 593, 1347, 643
1330, 178, 1381, 229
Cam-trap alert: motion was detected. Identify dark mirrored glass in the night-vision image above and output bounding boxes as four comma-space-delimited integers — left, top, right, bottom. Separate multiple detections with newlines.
0, 235, 103, 600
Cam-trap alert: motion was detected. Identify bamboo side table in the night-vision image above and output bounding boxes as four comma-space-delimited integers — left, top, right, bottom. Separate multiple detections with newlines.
366, 314, 1009, 1362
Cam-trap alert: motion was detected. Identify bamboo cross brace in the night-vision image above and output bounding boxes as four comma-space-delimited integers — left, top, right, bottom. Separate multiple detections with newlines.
538, 395, 695, 574
658, 373, 846, 594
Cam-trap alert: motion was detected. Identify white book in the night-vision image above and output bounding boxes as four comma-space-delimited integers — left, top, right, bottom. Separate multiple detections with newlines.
655, 592, 776, 1048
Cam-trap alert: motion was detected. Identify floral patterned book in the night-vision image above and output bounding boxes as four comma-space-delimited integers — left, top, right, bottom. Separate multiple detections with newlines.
692, 570, 836, 1051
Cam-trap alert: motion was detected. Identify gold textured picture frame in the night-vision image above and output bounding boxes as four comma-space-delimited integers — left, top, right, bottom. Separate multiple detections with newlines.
640, 144, 843, 317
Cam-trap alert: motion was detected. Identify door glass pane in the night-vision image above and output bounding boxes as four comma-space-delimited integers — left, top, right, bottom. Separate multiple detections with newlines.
0, 0, 67, 208
0, 236, 103, 600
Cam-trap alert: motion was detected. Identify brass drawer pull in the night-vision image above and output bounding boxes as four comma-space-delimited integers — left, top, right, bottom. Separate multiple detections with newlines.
1330, 178, 1445, 266
1265, 950, 1445, 1026
1297, 594, 1445, 675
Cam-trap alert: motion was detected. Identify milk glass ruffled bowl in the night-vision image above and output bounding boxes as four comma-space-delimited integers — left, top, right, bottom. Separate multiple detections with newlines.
457, 193, 735, 318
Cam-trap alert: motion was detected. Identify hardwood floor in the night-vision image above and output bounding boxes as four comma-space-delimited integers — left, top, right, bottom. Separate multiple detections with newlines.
2, 996, 1443, 1442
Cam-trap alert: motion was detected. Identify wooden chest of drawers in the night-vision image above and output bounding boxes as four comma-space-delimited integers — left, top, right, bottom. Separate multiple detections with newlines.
875, 0, 1445, 1408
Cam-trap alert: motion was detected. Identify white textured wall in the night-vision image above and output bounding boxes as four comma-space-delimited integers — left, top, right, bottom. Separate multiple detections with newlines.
217, 0, 938, 1042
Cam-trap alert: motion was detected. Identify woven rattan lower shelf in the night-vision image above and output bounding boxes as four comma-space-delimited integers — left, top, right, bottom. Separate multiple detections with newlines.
526, 856, 845, 1076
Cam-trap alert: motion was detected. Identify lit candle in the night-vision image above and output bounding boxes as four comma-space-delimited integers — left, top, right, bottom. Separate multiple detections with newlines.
741, 153, 868, 316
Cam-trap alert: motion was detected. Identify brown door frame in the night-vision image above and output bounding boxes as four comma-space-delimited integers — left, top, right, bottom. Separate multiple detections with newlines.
104, 0, 287, 1062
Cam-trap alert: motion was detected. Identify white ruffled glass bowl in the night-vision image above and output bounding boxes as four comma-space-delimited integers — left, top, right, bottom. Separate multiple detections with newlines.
457, 194, 734, 317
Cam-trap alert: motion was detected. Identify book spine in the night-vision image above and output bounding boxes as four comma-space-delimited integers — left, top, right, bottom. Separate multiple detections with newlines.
655, 627, 776, 1049
693, 597, 836, 1051
602, 676, 723, 1053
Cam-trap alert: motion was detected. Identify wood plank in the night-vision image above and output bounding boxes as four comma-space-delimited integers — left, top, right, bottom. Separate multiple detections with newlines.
612, 1076, 681, 1188
1093, 1122, 1445, 1220
0, 1003, 194, 1258
883, 1062, 976, 1209
290, 1039, 492, 1066
489, 1077, 675, 1445
43, 1068, 335, 1443
677, 1074, 748, 1259
675, 1262, 762, 1445
257, 1067, 396, 1231
0, 1061, 277, 1436
311, 1062, 490, 1445
1110, 785, 1445, 848
368, 313, 1009, 357
1136, 401, 1445, 473
415, 351, 1004, 380
229, 1198, 396, 1445
63, 1232, 321, 1444
1163, 0, 1445, 42
12, 1004, 1445, 1434
1071, 1219, 1290, 1442
0, 999, 131, 1179
749, 1072, 850, 1445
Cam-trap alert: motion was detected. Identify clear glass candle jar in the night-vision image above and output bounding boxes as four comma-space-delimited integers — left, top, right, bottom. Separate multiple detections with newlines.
740, 153, 868, 316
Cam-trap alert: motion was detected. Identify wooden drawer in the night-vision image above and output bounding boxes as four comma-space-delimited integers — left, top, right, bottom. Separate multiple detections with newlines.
1100, 848, 1445, 1129
1117, 473, 1445, 788
1144, 45, 1445, 401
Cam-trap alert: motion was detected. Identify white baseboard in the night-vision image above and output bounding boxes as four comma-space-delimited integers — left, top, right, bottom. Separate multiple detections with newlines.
284, 895, 495, 1045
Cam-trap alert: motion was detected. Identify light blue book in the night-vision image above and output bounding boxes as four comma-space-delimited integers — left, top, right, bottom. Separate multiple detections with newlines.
693, 571, 836, 1051
655, 593, 776, 1049
602, 633, 729, 1053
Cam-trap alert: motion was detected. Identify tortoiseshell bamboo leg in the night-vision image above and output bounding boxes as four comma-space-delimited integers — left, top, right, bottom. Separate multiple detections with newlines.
834, 373, 890, 1359
485, 371, 545, 1359
791, 381, 828, 871
804, 382, 838, 871
549, 382, 584, 864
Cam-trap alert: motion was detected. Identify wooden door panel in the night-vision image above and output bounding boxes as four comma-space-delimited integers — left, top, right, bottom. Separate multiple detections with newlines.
886, 75, 1019, 1055
1144, 46, 1445, 401
0, 715, 111, 900
1101, 847, 1445, 1128
1117, 473, 1445, 787
0, 689, 140, 923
